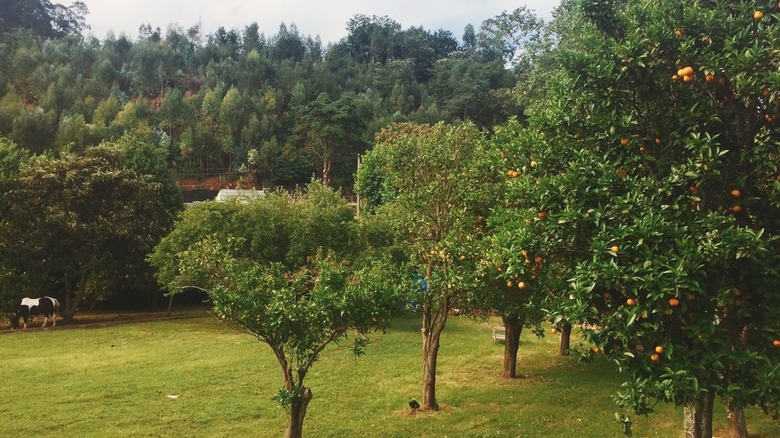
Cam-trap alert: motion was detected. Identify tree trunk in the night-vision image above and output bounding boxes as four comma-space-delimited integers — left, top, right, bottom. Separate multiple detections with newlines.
726, 406, 748, 438
683, 392, 714, 438
559, 322, 572, 356
421, 304, 447, 411
322, 158, 332, 186
63, 272, 88, 321
285, 387, 312, 438
167, 292, 175, 316
502, 314, 523, 378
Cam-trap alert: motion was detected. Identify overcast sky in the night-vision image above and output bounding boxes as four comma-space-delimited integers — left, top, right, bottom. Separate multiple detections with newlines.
82, 0, 560, 44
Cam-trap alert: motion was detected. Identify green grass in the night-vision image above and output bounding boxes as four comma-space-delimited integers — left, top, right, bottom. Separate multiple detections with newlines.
1, 313, 778, 437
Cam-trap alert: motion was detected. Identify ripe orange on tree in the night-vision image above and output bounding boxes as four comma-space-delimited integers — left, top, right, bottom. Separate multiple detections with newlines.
731, 205, 742, 214
620, 137, 630, 146
518, 281, 527, 289
731, 189, 741, 198
678, 66, 694, 77
755, 10, 765, 20
537, 211, 547, 219
651, 353, 660, 361
627, 298, 637, 306
669, 297, 680, 307
610, 245, 619, 254
655, 345, 664, 354
773, 339, 780, 348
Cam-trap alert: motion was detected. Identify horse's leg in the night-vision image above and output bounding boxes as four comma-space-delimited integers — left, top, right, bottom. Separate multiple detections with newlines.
22, 317, 28, 330
52, 313, 56, 328
41, 316, 48, 328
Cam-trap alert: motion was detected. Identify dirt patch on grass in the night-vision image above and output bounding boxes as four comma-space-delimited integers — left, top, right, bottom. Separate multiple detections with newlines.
0, 307, 211, 335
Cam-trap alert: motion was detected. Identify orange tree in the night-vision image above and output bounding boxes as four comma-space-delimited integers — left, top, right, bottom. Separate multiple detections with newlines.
478, 120, 574, 376
502, 0, 780, 436
151, 182, 405, 438
356, 122, 500, 409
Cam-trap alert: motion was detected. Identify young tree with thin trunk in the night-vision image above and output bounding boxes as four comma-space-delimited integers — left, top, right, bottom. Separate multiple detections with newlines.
356, 122, 499, 408
151, 182, 405, 438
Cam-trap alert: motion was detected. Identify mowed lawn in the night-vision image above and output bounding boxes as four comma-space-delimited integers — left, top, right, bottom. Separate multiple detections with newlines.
1, 313, 778, 438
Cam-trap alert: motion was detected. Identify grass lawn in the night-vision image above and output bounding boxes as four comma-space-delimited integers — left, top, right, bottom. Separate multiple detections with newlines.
1, 312, 778, 437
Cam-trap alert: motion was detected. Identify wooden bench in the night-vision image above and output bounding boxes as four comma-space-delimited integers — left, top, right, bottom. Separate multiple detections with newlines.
492, 325, 506, 343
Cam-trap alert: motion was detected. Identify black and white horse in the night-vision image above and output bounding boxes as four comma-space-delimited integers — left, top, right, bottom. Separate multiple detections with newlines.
10, 297, 60, 330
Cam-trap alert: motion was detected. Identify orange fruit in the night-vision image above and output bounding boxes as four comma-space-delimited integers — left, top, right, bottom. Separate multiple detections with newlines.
551, 327, 558, 334
672, 74, 680, 80
603, 292, 613, 300
620, 137, 630, 146
530, 160, 538, 168
655, 345, 664, 354
773, 339, 780, 347
639, 146, 647, 153
680, 66, 694, 76
593, 347, 601, 354
610, 245, 619, 254
650, 353, 660, 361
731, 189, 741, 198
675, 29, 683, 37
755, 10, 765, 20
518, 281, 527, 289
627, 298, 637, 307
538, 211, 547, 219
655, 138, 661, 145
705, 74, 715, 83
507, 281, 514, 288
731, 205, 742, 214
534, 256, 543, 263
669, 298, 680, 307
683, 74, 695, 83
459, 255, 466, 261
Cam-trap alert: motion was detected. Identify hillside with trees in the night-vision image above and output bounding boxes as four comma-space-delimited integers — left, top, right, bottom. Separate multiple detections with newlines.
0, 0, 534, 191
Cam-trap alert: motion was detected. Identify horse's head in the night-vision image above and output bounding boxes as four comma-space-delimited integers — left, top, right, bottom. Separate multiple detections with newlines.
10, 312, 19, 330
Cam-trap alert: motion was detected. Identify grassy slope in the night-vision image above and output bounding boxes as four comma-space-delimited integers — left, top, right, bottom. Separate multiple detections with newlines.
0, 314, 777, 437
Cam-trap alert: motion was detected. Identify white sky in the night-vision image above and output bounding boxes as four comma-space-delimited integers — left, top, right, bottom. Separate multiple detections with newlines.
82, 0, 560, 44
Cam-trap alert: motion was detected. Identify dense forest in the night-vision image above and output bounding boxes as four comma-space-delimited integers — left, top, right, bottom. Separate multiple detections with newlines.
0, 0, 541, 191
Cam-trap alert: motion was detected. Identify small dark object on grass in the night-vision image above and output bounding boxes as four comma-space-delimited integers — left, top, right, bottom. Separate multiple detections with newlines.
408, 400, 420, 410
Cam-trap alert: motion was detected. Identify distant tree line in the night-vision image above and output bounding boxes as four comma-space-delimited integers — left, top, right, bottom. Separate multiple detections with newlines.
0, 0, 539, 190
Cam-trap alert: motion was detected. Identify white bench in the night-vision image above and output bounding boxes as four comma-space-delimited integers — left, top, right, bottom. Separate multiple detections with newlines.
492, 325, 506, 343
